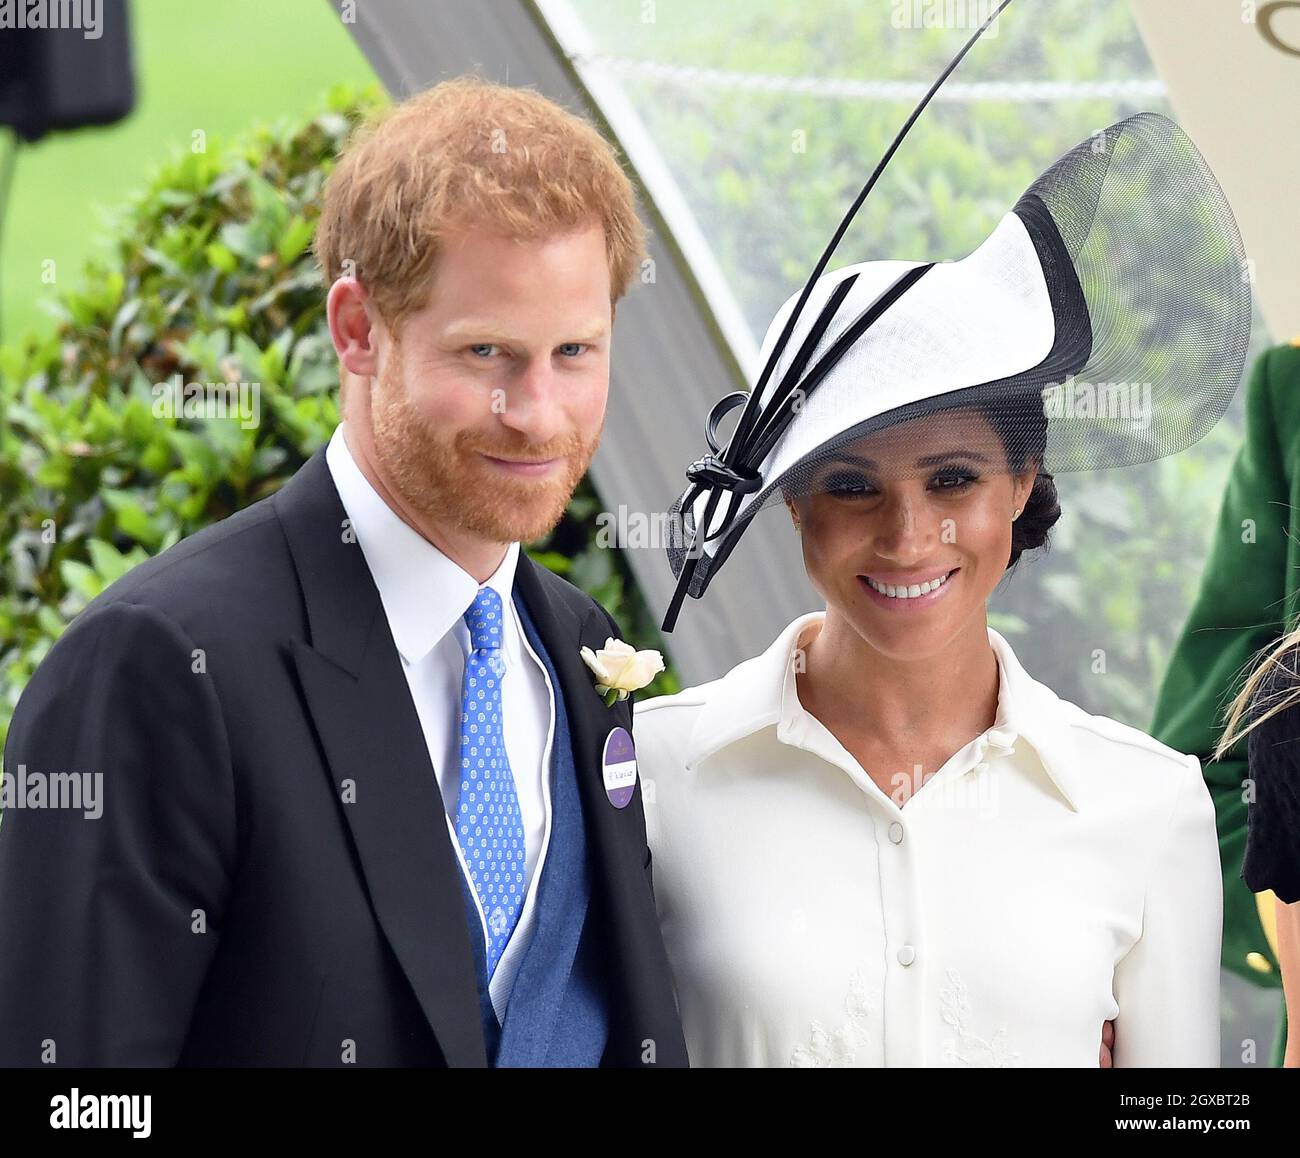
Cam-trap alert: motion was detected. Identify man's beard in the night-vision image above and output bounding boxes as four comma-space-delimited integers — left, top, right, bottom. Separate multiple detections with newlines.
369, 340, 601, 545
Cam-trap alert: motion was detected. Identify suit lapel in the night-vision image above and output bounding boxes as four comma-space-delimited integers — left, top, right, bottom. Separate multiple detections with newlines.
513, 554, 635, 849
512, 554, 647, 925
515, 557, 691, 1064
274, 450, 487, 1068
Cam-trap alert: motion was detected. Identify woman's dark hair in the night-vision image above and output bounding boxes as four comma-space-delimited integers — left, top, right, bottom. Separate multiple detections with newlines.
976, 398, 1061, 570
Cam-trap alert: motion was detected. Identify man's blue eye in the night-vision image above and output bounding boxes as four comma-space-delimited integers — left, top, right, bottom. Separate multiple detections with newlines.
468, 344, 498, 358
558, 343, 585, 357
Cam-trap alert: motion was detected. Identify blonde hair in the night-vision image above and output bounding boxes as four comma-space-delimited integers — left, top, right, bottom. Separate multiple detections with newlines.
1213, 624, 1300, 761
314, 75, 646, 331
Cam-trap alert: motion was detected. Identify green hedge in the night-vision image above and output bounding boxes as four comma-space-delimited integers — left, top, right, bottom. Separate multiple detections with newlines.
0, 83, 678, 752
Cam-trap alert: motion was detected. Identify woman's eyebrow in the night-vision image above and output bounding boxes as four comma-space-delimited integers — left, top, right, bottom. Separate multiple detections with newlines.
914, 450, 991, 467
822, 452, 877, 469
820, 449, 992, 470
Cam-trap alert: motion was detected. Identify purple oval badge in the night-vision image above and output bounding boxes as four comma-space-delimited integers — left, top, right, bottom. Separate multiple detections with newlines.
601, 726, 637, 809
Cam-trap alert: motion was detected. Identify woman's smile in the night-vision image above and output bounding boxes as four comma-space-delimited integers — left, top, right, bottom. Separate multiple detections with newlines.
858, 567, 960, 610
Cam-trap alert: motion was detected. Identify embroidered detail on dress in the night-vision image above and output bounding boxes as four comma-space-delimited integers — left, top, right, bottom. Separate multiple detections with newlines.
790, 968, 875, 1067
939, 967, 1021, 1067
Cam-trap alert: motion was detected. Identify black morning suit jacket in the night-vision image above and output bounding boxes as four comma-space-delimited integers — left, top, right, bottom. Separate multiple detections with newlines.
0, 447, 688, 1067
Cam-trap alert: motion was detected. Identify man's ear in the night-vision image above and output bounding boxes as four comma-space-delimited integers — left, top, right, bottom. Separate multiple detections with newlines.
328, 277, 382, 379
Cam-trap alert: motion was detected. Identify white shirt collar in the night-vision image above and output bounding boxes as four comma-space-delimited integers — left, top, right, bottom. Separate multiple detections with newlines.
324, 422, 522, 666
683, 612, 1082, 811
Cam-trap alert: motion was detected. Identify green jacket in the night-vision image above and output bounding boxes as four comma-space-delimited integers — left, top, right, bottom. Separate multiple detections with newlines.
1151, 339, 1300, 1061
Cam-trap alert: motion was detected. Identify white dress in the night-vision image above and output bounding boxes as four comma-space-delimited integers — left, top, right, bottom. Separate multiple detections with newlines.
634, 613, 1223, 1067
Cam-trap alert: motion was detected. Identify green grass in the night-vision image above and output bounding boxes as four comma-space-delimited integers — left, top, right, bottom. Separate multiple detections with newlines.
0, 0, 377, 347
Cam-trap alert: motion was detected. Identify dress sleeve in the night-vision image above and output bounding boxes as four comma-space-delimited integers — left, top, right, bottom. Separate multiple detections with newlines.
1243, 707, 1300, 905
1112, 755, 1223, 1066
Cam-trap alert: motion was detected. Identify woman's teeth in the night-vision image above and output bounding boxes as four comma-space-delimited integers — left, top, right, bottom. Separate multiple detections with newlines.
864, 570, 955, 600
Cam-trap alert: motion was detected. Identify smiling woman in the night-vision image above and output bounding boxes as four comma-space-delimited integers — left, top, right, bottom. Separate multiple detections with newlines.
637, 398, 1225, 1063
787, 409, 1036, 664
792, 396, 1060, 593
632, 107, 1247, 1066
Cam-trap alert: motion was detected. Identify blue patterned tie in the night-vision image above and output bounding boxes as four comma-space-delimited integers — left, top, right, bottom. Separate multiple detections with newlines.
456, 585, 527, 979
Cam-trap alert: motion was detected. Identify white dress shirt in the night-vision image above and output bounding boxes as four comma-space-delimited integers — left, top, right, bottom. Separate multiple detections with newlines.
634, 612, 1223, 1067
325, 422, 555, 1019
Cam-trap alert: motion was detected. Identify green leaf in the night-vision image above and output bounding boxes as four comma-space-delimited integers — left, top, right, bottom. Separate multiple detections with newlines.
85, 538, 141, 585
59, 560, 103, 601
206, 241, 239, 274
102, 489, 163, 549
276, 215, 316, 265
526, 550, 571, 575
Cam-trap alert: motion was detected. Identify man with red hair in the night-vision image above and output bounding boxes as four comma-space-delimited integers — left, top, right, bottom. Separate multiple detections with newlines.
0, 77, 687, 1068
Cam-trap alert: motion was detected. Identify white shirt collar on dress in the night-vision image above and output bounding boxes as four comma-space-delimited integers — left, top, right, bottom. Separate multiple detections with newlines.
682, 611, 1082, 811
324, 422, 522, 666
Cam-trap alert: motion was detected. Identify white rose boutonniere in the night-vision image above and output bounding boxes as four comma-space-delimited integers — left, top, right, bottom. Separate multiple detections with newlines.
580, 637, 665, 706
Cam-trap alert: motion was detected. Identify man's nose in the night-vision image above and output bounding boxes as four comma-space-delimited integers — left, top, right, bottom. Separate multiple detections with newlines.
498, 358, 565, 445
